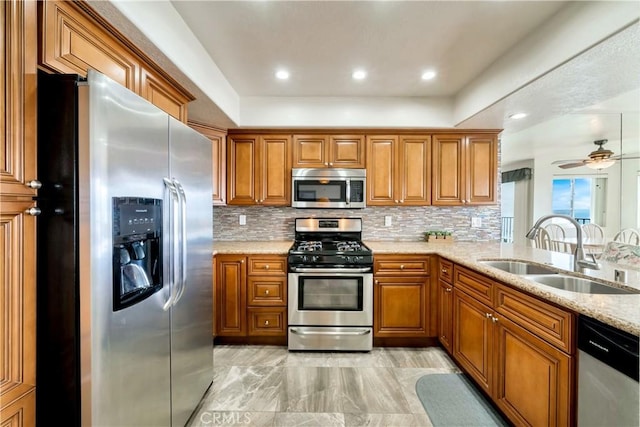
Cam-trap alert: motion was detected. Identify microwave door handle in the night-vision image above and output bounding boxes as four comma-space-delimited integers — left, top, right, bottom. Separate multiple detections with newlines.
346, 179, 351, 206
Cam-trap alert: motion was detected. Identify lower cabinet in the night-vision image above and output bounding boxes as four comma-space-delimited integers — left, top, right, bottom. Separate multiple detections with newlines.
373, 255, 437, 341
214, 254, 287, 339
451, 264, 574, 427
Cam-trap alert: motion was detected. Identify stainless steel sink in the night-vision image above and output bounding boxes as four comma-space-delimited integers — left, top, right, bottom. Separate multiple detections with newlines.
523, 274, 640, 295
478, 260, 559, 275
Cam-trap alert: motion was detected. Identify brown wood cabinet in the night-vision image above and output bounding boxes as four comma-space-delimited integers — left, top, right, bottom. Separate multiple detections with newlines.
215, 255, 247, 336
432, 134, 497, 205
292, 134, 365, 168
373, 255, 435, 339
214, 254, 287, 339
437, 258, 454, 353
189, 122, 226, 205
451, 264, 574, 427
38, 0, 192, 122
1, 1, 38, 425
227, 134, 291, 206
367, 135, 431, 206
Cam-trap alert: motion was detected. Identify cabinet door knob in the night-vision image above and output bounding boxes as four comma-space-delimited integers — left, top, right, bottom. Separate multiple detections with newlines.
264, 320, 270, 326
264, 265, 270, 270
375, 280, 379, 285
400, 265, 405, 270
400, 199, 404, 203
445, 287, 452, 293
329, 162, 333, 166
394, 200, 399, 204
25, 207, 41, 216
441, 268, 448, 274
324, 162, 329, 166
485, 313, 492, 319
26, 180, 42, 189
241, 260, 245, 263
492, 317, 499, 323
265, 289, 270, 295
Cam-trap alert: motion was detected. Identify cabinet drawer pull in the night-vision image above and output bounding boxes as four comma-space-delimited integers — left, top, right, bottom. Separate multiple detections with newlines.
264, 265, 270, 270
400, 265, 405, 270
441, 268, 448, 274
26, 180, 42, 189
25, 207, 41, 216
265, 289, 270, 295
264, 320, 270, 326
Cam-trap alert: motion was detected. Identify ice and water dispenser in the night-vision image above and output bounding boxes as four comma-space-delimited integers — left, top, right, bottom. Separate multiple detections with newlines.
112, 197, 162, 311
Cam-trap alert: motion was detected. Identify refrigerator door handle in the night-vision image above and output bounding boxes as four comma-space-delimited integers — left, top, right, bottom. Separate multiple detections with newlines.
163, 177, 180, 311
173, 179, 188, 305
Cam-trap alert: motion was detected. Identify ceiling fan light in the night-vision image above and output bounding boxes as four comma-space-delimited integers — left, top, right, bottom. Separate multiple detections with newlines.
585, 159, 616, 170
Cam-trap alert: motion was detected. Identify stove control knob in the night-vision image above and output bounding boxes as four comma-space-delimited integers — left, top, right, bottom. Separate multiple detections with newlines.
311, 256, 319, 263
301, 255, 309, 263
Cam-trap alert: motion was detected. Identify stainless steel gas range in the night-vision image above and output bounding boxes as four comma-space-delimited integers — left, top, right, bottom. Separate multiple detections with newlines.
287, 218, 373, 351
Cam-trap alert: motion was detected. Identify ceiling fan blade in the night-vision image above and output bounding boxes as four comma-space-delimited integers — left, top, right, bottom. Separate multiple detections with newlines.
613, 155, 640, 161
557, 161, 587, 169
551, 159, 584, 165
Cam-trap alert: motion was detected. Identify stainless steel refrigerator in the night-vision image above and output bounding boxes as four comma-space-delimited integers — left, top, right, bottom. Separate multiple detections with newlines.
36, 70, 213, 426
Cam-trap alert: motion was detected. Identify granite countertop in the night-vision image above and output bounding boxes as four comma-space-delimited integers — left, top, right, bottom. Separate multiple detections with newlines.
212, 240, 640, 336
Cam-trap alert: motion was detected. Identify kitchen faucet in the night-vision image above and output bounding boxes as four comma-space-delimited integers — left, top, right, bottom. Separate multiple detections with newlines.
525, 214, 601, 272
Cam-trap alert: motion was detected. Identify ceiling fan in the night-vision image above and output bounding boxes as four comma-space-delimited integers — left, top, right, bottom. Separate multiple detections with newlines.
552, 139, 639, 170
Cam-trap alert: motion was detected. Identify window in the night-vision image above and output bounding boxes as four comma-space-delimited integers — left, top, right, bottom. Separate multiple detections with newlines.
552, 177, 607, 226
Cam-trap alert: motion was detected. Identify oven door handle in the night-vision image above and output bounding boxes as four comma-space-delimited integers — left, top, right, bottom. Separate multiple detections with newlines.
289, 267, 372, 273
290, 328, 371, 336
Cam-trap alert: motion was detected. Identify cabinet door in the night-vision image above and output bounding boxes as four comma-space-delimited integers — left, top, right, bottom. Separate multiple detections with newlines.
39, 0, 140, 90
374, 276, 429, 338
292, 135, 327, 168
366, 136, 397, 206
259, 135, 290, 205
0, 201, 37, 414
189, 123, 226, 206
438, 280, 453, 353
140, 66, 189, 122
452, 289, 493, 394
1, 0, 37, 198
227, 135, 258, 205
215, 255, 247, 336
466, 135, 497, 204
330, 135, 365, 168
432, 134, 465, 205
494, 316, 572, 427
398, 136, 431, 205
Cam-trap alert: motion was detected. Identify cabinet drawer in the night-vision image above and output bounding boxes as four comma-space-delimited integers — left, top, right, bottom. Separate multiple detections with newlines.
374, 255, 430, 275
248, 277, 287, 306
495, 284, 574, 353
439, 258, 454, 284
248, 256, 287, 275
247, 307, 287, 336
454, 265, 493, 306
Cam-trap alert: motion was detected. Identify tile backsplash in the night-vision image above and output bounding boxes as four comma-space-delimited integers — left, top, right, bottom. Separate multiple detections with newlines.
213, 205, 502, 242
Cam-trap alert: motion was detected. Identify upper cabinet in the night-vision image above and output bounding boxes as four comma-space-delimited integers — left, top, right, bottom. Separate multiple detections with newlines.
292, 134, 365, 168
189, 122, 226, 205
227, 134, 291, 206
38, 0, 192, 122
432, 134, 497, 206
1, 0, 38, 198
367, 135, 431, 206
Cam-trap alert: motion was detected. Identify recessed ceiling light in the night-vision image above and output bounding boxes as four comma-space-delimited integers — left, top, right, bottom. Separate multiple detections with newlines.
275, 70, 290, 80
421, 70, 437, 80
509, 112, 527, 120
352, 69, 367, 80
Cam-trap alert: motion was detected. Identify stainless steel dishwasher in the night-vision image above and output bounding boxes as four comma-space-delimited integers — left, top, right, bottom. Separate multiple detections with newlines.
578, 315, 639, 427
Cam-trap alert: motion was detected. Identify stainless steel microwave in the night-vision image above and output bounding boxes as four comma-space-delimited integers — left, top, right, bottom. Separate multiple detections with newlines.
291, 168, 366, 209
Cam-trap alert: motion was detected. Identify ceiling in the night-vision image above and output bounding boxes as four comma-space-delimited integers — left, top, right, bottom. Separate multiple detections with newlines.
93, 1, 639, 166
170, 1, 565, 97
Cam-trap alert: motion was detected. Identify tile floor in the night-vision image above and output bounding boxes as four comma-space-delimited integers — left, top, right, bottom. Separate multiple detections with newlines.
187, 345, 461, 427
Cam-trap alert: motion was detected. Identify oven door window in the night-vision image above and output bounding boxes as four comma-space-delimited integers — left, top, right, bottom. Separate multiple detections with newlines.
298, 276, 363, 311
293, 180, 346, 202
